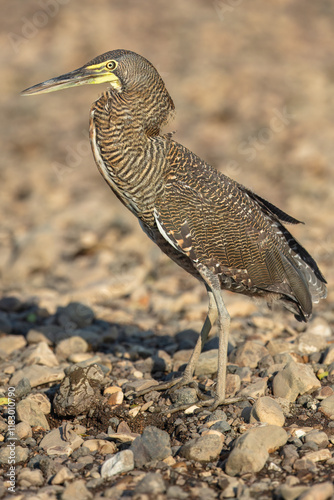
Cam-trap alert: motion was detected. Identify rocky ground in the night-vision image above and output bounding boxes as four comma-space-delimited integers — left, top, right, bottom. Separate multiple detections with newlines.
1, 1, 334, 499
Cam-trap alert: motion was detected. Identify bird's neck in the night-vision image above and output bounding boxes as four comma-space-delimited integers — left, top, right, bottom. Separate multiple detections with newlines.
89, 89, 172, 224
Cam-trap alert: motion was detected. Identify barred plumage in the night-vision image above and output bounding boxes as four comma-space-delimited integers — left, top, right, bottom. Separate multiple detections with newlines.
22, 49, 327, 408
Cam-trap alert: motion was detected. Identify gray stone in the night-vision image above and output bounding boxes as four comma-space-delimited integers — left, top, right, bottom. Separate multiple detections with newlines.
276, 484, 309, 500
22, 341, 59, 367
53, 364, 104, 417
61, 479, 93, 500
217, 473, 244, 498
237, 377, 268, 398
226, 373, 241, 397
225, 425, 288, 476
0, 445, 29, 464
130, 425, 172, 467
167, 485, 189, 499
26, 328, 53, 345
0, 312, 13, 333
51, 466, 75, 485
296, 332, 327, 355
58, 302, 94, 328
180, 432, 224, 462
10, 364, 65, 388
135, 472, 166, 494
250, 396, 285, 427
15, 377, 31, 398
298, 481, 334, 500
17, 468, 44, 487
272, 361, 321, 402
323, 345, 334, 365
39, 425, 84, 456
304, 430, 329, 448
0, 334, 26, 354
15, 421, 32, 439
306, 317, 332, 338
195, 349, 218, 376
101, 449, 134, 478
211, 420, 231, 433
319, 395, 334, 419
232, 340, 269, 368
16, 398, 50, 430
281, 444, 299, 469
55, 335, 89, 360
26, 392, 51, 414
170, 387, 198, 405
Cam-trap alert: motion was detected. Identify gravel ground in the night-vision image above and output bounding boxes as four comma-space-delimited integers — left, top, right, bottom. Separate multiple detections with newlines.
1, 1, 334, 499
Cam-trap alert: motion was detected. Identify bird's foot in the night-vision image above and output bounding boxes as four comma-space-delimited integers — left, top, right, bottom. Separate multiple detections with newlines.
162, 395, 249, 414
135, 374, 204, 398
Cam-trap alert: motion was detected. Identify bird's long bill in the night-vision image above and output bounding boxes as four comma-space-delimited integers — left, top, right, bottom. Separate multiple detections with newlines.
21, 62, 121, 96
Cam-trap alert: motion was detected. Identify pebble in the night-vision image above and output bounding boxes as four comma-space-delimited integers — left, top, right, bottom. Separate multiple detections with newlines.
166, 485, 189, 499
0, 445, 29, 464
61, 479, 93, 500
210, 420, 231, 433
22, 341, 59, 367
84, 439, 117, 455
55, 336, 89, 360
304, 430, 329, 448
130, 425, 172, 467
16, 399, 50, 430
0, 334, 26, 354
39, 425, 83, 456
217, 473, 244, 498
101, 449, 134, 478
319, 394, 334, 419
250, 396, 285, 426
194, 349, 218, 375
53, 364, 104, 417
10, 364, 65, 387
303, 449, 332, 463
298, 482, 334, 500
51, 466, 75, 485
306, 317, 332, 338
272, 361, 321, 401
225, 373, 241, 397
104, 386, 124, 406
68, 352, 94, 363
314, 386, 334, 400
266, 339, 293, 356
277, 484, 309, 500
17, 468, 44, 487
232, 340, 269, 368
179, 432, 224, 462
15, 377, 31, 398
170, 387, 198, 405
295, 332, 327, 355
26, 392, 51, 414
15, 421, 32, 439
225, 425, 288, 476
124, 378, 159, 393
323, 345, 334, 365
238, 377, 268, 398
135, 472, 166, 494
26, 328, 53, 345
58, 302, 95, 328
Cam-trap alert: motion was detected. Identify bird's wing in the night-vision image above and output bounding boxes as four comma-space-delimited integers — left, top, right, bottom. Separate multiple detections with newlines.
155, 144, 326, 317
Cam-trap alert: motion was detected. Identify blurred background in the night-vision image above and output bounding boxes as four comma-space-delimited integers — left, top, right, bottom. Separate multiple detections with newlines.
1, 0, 333, 333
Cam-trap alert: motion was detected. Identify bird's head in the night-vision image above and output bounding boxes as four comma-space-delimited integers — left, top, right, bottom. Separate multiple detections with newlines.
21, 49, 170, 97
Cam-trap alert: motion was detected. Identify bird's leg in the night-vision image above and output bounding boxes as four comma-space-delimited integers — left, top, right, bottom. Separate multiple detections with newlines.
135, 288, 217, 399
191, 267, 244, 410
178, 289, 217, 388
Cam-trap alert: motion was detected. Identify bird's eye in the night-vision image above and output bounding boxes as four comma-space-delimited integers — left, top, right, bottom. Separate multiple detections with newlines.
106, 61, 117, 70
